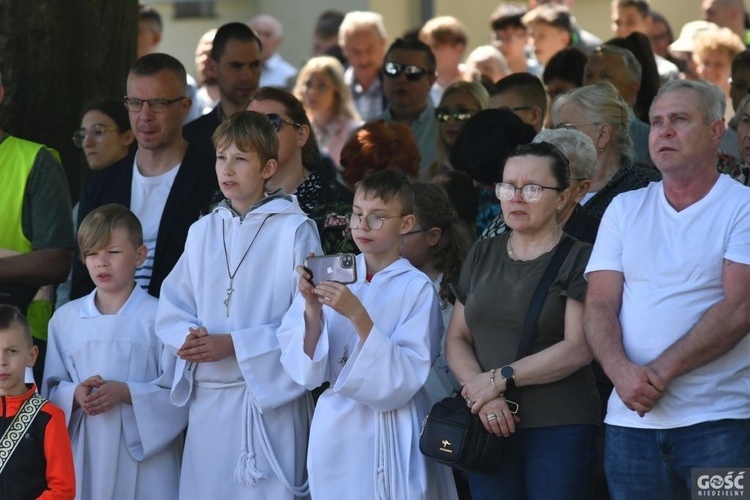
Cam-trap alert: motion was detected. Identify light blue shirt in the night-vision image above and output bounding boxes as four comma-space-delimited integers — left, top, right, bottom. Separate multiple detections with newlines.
377, 104, 438, 180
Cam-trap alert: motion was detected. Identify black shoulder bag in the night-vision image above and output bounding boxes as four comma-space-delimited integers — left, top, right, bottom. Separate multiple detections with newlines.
419, 236, 575, 472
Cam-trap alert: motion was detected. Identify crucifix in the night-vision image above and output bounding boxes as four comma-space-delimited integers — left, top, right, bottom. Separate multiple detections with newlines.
224, 279, 235, 317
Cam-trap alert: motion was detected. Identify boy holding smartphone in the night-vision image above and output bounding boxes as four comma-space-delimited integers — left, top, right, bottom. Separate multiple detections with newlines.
156, 111, 321, 499
278, 170, 458, 499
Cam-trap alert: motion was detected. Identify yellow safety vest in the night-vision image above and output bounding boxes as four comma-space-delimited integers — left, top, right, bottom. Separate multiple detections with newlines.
0, 135, 59, 341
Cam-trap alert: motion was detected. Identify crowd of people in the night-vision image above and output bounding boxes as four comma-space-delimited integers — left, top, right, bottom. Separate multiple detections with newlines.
1, 1, 750, 499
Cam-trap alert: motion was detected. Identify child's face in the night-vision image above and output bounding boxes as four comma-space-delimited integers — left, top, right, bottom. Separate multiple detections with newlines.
216, 141, 277, 214
84, 227, 147, 298
0, 327, 37, 396
351, 192, 414, 264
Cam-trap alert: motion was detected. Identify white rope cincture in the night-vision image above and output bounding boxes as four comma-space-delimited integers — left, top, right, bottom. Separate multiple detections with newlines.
375, 410, 403, 500
235, 387, 311, 497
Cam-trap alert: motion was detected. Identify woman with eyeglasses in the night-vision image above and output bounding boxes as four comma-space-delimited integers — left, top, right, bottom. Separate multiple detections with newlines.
292, 56, 362, 168
74, 99, 135, 172
429, 80, 489, 178
247, 87, 355, 254
551, 82, 661, 219
56, 100, 136, 308
446, 142, 600, 500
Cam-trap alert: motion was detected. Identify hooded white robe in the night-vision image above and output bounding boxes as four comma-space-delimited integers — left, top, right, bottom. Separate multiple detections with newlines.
278, 254, 459, 500
42, 285, 187, 500
156, 195, 321, 499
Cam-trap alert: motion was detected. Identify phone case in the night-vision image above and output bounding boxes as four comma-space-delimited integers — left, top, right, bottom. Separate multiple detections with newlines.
304, 253, 357, 285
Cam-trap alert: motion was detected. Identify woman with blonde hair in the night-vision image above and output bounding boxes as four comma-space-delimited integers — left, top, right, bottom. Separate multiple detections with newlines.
551, 82, 661, 219
432, 80, 489, 176
293, 55, 362, 166
693, 27, 745, 122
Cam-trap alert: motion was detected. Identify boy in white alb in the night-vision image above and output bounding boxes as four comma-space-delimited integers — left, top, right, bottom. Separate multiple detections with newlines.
277, 170, 458, 499
156, 111, 321, 499
42, 204, 187, 500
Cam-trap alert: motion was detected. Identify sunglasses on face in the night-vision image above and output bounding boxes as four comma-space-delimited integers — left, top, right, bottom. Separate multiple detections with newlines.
265, 113, 302, 132
435, 106, 476, 122
383, 61, 430, 82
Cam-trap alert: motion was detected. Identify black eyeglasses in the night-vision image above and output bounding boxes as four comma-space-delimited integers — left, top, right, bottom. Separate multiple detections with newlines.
495, 182, 563, 203
435, 106, 476, 122
345, 213, 403, 230
123, 96, 186, 113
403, 228, 427, 236
383, 61, 430, 82
72, 125, 119, 147
266, 113, 301, 132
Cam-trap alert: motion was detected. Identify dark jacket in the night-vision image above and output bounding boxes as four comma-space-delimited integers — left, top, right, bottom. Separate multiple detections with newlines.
182, 105, 221, 155
0, 386, 75, 500
71, 143, 218, 299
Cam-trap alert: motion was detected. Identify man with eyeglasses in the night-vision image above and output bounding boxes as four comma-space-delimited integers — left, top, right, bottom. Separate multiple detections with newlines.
489, 73, 547, 133
376, 38, 438, 180
0, 69, 74, 387
183, 22, 263, 154
71, 53, 217, 301
489, 3, 541, 76
583, 44, 652, 165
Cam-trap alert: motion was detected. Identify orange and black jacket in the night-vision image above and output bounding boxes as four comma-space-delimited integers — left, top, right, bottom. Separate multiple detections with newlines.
0, 385, 75, 500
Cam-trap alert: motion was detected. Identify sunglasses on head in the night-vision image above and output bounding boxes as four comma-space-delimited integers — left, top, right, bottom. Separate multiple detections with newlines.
383, 61, 429, 82
266, 113, 301, 132
435, 106, 476, 122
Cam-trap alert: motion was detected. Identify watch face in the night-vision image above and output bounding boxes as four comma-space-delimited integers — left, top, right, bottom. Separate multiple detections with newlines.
500, 365, 514, 379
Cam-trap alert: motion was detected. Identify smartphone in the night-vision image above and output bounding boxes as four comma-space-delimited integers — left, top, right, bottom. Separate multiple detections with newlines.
304, 253, 357, 286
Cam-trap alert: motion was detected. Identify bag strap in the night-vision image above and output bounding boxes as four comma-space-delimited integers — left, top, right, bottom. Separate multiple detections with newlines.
0, 393, 46, 475
515, 235, 575, 360
504, 235, 575, 405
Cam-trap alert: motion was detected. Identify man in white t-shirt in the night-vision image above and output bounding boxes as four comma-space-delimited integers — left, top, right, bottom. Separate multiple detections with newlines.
584, 79, 750, 498
72, 53, 217, 300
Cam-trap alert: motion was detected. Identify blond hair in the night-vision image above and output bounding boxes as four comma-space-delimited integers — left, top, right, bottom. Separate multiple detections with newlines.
78, 204, 143, 262
693, 27, 745, 61
292, 56, 361, 121
212, 110, 279, 164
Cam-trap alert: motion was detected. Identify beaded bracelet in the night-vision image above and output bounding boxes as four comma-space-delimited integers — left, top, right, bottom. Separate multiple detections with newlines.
489, 368, 504, 397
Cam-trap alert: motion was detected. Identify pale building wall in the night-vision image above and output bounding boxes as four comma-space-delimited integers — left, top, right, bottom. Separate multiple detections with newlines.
151, 0, 750, 83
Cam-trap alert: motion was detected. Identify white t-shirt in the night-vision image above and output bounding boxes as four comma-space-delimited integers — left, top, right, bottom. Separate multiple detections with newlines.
585, 174, 750, 429
130, 159, 181, 290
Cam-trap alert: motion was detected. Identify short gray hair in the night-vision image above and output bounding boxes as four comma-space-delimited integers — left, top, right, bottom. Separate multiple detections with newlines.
339, 11, 387, 45
552, 82, 634, 160
534, 129, 597, 179
651, 79, 724, 124
595, 44, 642, 84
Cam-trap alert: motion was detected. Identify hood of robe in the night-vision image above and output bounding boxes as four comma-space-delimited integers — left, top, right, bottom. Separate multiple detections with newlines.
214, 188, 307, 219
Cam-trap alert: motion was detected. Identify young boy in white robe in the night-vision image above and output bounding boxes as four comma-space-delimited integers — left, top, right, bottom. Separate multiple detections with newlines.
156, 111, 322, 500
277, 170, 459, 499
42, 204, 188, 500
